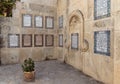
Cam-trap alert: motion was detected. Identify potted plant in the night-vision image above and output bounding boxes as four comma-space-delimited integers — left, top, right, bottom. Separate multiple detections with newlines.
22, 58, 35, 82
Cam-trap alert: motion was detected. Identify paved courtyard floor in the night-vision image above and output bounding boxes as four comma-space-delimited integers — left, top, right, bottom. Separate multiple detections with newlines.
0, 60, 104, 84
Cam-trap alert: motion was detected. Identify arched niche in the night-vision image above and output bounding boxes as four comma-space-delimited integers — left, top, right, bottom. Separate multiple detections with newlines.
68, 10, 89, 52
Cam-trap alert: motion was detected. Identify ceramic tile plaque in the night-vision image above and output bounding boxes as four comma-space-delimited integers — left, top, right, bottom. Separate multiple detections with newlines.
94, 0, 110, 20
59, 15, 63, 28
22, 34, 32, 47
34, 34, 43, 47
45, 35, 54, 46
94, 30, 110, 56
45, 16, 54, 29
59, 34, 63, 47
22, 14, 32, 27
71, 33, 79, 49
34, 16, 43, 28
8, 34, 20, 48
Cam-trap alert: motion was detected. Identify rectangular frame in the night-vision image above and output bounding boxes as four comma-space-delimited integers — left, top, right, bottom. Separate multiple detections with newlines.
45, 35, 54, 47
59, 15, 63, 28
34, 34, 43, 47
59, 34, 63, 47
22, 34, 32, 47
8, 34, 20, 48
34, 15, 43, 28
71, 33, 79, 50
94, 30, 110, 56
94, 0, 111, 20
22, 14, 32, 28
45, 16, 54, 29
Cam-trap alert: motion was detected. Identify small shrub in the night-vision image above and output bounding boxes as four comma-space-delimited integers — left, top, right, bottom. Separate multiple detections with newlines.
22, 58, 35, 72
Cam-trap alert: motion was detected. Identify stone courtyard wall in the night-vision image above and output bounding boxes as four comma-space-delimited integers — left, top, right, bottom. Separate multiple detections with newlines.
0, 0, 120, 84
0, 0, 58, 64
113, 0, 120, 84
57, 0, 118, 84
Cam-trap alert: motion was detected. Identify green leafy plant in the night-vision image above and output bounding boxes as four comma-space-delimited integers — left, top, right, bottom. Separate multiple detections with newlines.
22, 58, 35, 72
0, 0, 20, 17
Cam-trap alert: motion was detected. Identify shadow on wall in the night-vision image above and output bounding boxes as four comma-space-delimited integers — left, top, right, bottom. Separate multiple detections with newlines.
45, 55, 57, 61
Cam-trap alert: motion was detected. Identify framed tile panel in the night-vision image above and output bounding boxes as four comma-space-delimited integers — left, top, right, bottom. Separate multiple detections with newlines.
59, 15, 63, 28
45, 35, 54, 46
22, 34, 32, 47
34, 34, 43, 47
71, 33, 79, 50
34, 15, 43, 28
59, 34, 63, 47
94, 30, 110, 56
45, 16, 54, 29
22, 14, 32, 28
94, 0, 110, 20
8, 34, 20, 48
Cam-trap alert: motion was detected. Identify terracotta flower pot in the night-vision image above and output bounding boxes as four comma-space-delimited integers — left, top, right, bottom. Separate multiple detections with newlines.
24, 71, 35, 82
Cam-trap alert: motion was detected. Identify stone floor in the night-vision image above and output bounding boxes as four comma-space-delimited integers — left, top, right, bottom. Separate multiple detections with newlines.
0, 60, 104, 84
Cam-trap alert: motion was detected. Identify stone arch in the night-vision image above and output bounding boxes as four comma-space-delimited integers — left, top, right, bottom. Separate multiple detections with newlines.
69, 10, 84, 25
68, 10, 89, 52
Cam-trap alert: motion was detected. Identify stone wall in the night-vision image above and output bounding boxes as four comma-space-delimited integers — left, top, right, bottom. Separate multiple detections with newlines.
21, 0, 57, 7
0, 0, 58, 64
56, 0, 68, 61
0, 0, 120, 84
113, 0, 120, 84
57, 0, 116, 84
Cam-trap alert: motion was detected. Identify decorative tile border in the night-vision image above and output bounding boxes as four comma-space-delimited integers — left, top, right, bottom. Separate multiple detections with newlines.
8, 34, 20, 48
94, 0, 110, 20
59, 15, 63, 28
45, 16, 54, 29
34, 34, 43, 47
94, 30, 110, 56
45, 35, 54, 47
59, 34, 63, 47
71, 33, 79, 50
22, 34, 32, 47
22, 14, 32, 28
34, 15, 43, 28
